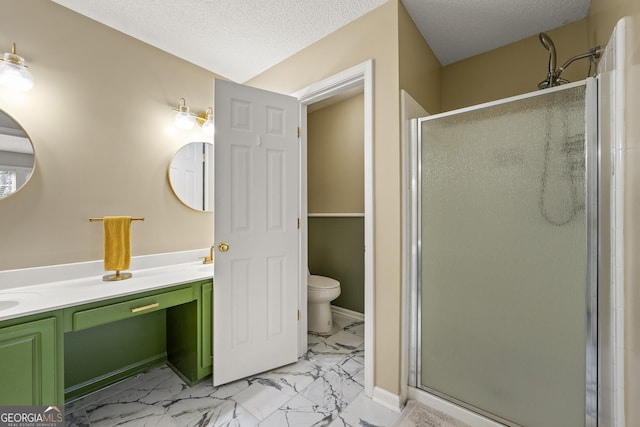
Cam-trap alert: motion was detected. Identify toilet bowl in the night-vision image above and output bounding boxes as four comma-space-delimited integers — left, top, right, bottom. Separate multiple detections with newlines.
307, 272, 341, 334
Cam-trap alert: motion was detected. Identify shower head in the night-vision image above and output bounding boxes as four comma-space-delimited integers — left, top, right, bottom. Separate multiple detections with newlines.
538, 32, 557, 89
537, 32, 602, 90
539, 33, 556, 54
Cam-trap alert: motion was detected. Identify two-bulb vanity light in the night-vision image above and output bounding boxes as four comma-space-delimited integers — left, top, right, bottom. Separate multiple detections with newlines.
0, 43, 33, 92
173, 98, 214, 136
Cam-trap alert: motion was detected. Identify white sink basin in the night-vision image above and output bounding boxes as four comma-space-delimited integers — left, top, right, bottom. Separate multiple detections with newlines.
0, 292, 41, 311
0, 301, 20, 311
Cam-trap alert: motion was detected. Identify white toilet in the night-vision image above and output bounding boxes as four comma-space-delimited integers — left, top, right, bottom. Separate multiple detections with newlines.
307, 270, 341, 334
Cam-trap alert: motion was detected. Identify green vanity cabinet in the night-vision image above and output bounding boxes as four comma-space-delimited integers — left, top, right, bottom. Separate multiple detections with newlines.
201, 281, 213, 370
0, 277, 213, 404
166, 279, 213, 384
64, 278, 213, 399
0, 314, 63, 406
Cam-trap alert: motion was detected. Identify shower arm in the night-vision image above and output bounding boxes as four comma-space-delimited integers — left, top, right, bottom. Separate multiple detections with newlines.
555, 46, 603, 79
538, 32, 603, 89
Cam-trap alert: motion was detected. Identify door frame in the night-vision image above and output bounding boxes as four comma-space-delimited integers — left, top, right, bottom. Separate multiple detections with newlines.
292, 59, 374, 397
400, 90, 428, 406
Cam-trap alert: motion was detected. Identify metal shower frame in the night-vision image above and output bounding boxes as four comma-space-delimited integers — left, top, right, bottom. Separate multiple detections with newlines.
408, 78, 600, 427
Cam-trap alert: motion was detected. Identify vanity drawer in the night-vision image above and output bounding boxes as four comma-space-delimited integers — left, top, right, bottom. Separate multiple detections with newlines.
72, 287, 194, 331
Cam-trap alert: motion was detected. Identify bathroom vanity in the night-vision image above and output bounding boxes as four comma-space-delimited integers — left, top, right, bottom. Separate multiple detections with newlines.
0, 252, 213, 406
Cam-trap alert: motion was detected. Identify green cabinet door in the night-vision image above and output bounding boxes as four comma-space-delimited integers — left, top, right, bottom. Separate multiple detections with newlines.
201, 281, 213, 370
0, 317, 57, 405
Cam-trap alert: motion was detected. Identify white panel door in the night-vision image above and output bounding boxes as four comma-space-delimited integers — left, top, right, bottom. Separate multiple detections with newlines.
214, 79, 300, 385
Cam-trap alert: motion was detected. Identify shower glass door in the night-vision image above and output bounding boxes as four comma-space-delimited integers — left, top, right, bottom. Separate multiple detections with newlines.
418, 82, 596, 427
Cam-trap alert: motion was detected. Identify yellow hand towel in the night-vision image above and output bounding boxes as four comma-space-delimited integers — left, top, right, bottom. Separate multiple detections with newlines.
104, 216, 131, 271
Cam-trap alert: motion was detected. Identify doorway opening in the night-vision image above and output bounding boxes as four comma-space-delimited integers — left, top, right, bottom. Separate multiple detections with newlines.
293, 60, 374, 397
307, 86, 364, 326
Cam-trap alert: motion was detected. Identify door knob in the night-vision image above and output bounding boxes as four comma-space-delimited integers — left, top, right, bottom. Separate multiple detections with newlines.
218, 242, 230, 253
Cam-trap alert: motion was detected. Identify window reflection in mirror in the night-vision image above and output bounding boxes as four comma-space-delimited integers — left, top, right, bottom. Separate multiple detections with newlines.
168, 142, 213, 211
0, 109, 34, 199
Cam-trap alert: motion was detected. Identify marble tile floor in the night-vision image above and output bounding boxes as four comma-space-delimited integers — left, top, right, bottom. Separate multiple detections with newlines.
65, 314, 400, 427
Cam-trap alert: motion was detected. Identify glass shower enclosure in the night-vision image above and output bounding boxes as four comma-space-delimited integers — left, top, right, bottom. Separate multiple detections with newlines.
413, 80, 597, 427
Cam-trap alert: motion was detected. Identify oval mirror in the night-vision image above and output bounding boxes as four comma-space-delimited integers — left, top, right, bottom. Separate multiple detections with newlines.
0, 109, 35, 200
168, 142, 213, 211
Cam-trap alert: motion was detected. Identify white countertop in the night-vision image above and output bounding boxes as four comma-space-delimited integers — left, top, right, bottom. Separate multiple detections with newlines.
0, 249, 214, 322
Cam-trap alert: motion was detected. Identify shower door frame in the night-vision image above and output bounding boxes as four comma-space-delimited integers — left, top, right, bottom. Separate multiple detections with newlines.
409, 79, 599, 427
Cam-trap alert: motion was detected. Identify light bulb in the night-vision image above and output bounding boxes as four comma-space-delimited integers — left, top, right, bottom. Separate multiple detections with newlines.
173, 98, 195, 129
202, 117, 214, 136
0, 49, 33, 92
174, 111, 195, 129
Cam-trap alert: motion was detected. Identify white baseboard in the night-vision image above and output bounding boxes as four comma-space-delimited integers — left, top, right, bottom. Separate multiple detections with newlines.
330, 305, 364, 321
372, 387, 403, 413
407, 387, 503, 427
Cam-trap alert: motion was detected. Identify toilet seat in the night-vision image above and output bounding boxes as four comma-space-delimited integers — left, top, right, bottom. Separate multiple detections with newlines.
308, 275, 340, 290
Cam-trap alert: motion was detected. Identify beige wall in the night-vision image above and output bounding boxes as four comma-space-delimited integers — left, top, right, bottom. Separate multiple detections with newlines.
441, 20, 589, 111
248, 0, 407, 394
308, 94, 364, 214
588, 0, 640, 47
439, 0, 639, 112
398, 2, 442, 114
440, 0, 640, 113
0, 1, 218, 270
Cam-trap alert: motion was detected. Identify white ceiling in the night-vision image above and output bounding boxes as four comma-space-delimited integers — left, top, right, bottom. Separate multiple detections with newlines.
402, 0, 591, 66
50, 0, 591, 83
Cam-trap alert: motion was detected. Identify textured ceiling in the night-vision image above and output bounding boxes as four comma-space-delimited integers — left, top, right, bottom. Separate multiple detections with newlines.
402, 0, 591, 66
51, 0, 388, 83
51, 0, 591, 83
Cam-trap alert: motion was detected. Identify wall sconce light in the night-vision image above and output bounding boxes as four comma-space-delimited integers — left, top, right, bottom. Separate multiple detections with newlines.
172, 98, 214, 135
173, 98, 195, 130
0, 43, 33, 92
